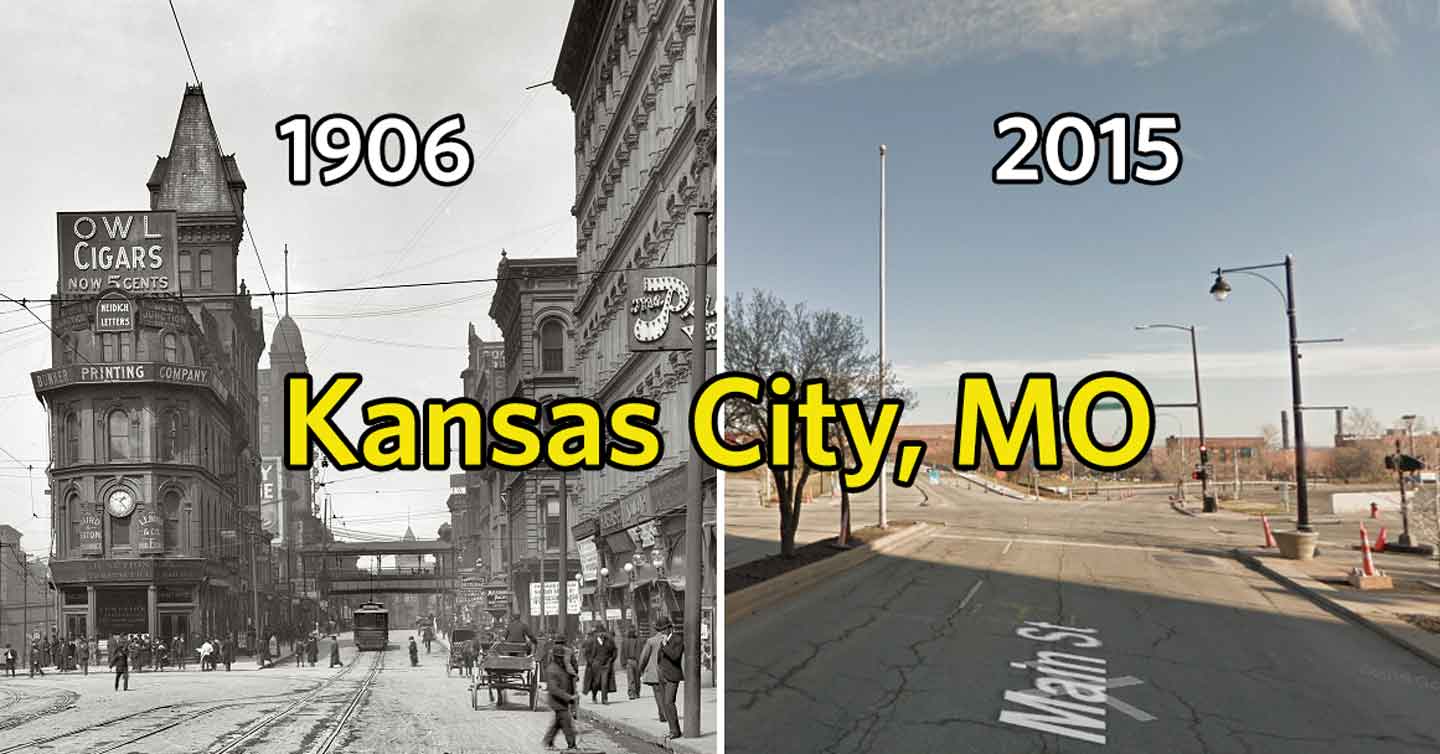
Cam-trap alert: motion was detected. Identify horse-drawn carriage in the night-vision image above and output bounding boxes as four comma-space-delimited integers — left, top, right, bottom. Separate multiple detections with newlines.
470, 640, 539, 710
447, 628, 476, 676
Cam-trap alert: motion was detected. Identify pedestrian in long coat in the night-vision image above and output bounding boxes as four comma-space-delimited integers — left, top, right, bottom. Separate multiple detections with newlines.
306, 635, 319, 666
583, 628, 618, 704
110, 642, 129, 691
329, 635, 342, 668
637, 617, 670, 725
223, 636, 235, 671
78, 637, 90, 676
408, 636, 420, 666
620, 628, 643, 699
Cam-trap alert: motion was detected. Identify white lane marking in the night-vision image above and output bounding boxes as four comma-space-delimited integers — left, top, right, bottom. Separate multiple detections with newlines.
944, 578, 986, 623
933, 534, 1167, 554
1001, 539, 1014, 555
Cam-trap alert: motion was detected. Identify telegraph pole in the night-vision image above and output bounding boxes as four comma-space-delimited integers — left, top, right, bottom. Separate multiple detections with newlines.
683, 207, 711, 738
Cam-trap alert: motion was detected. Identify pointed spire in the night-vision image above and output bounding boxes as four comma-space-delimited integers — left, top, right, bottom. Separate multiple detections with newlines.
283, 244, 290, 317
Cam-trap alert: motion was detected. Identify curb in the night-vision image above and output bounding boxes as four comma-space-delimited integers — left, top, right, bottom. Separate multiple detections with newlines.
1171, 502, 1198, 518
726, 522, 938, 624
576, 706, 710, 754
1233, 548, 1440, 673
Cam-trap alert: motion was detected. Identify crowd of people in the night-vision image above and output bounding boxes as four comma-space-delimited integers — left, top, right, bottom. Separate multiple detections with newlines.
1, 624, 345, 689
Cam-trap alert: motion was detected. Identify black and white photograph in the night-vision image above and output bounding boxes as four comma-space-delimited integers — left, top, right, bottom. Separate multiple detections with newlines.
0, 2, 716, 752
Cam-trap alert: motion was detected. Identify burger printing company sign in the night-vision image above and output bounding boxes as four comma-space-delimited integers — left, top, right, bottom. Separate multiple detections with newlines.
31, 362, 228, 402
57, 211, 177, 295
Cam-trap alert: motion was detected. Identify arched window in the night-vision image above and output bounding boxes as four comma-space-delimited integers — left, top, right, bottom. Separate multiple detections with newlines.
108, 409, 130, 461
163, 489, 182, 551
178, 250, 193, 290
163, 332, 178, 363
199, 250, 213, 288
65, 412, 80, 465
65, 492, 79, 554
541, 320, 565, 372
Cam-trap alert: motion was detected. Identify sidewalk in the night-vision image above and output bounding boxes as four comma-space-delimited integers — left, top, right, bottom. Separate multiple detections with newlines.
1236, 541, 1440, 670
576, 668, 717, 754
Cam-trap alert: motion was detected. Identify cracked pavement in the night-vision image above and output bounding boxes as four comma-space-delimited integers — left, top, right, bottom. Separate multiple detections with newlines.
726, 481, 1440, 753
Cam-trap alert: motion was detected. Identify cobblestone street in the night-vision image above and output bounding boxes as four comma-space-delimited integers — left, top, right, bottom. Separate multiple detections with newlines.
0, 636, 656, 753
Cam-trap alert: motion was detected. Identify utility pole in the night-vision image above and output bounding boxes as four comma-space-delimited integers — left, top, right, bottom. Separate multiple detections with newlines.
558, 469, 568, 639
683, 207, 711, 738
1396, 438, 1414, 547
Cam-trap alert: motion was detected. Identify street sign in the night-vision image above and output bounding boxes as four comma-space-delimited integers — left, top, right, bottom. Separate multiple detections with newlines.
1385, 453, 1424, 472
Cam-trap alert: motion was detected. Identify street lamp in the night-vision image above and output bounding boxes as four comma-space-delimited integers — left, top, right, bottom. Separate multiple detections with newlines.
598, 566, 610, 630
622, 560, 635, 626
1207, 255, 1342, 557
1135, 323, 1213, 512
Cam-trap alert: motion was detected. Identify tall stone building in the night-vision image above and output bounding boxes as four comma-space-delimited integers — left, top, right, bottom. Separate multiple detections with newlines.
553, 0, 717, 638
257, 305, 328, 631
487, 253, 580, 634
33, 85, 270, 643
454, 326, 507, 625
0, 526, 53, 647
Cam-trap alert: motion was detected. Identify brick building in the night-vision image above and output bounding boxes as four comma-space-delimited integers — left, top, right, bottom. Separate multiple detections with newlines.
33, 85, 271, 644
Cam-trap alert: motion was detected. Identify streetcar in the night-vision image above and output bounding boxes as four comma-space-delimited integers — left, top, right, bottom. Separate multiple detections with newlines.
353, 602, 390, 651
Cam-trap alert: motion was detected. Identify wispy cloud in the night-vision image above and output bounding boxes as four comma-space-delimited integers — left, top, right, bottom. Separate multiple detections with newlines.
1297, 0, 1395, 51
731, 0, 1412, 81
895, 343, 1440, 388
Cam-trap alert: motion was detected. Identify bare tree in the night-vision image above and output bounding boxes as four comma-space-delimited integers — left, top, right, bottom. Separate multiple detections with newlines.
725, 290, 911, 557
1260, 424, 1280, 450
1345, 408, 1383, 439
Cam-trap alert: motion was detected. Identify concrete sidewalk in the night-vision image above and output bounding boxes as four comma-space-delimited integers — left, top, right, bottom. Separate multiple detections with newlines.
575, 667, 717, 754
1236, 542, 1440, 670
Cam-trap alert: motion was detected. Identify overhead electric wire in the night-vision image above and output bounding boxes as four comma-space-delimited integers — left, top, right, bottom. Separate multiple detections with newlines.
4, 259, 702, 308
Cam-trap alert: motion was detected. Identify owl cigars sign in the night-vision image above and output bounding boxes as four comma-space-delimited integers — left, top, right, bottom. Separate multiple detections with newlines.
625, 269, 716, 352
56, 211, 177, 294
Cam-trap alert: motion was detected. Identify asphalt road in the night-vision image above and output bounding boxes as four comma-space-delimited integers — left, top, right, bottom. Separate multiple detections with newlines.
727, 480, 1440, 753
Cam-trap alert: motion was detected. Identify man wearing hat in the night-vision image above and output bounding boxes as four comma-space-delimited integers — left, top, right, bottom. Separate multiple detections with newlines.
638, 616, 684, 737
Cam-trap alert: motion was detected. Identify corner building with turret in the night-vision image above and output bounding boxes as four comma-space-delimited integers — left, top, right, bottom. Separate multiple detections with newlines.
32, 85, 271, 646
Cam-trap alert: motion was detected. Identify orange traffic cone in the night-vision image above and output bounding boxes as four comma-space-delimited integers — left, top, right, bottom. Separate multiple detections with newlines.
1373, 527, 1388, 553
1260, 514, 1277, 548
1359, 524, 1377, 577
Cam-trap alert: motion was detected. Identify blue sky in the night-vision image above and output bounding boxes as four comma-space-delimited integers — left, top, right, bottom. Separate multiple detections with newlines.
726, 0, 1440, 441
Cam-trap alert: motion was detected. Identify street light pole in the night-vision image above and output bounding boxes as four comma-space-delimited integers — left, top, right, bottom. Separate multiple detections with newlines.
1209, 255, 1341, 546
878, 144, 889, 530
1136, 324, 1212, 511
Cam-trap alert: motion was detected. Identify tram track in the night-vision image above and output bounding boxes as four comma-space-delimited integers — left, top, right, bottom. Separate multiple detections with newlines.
0, 686, 79, 732
0, 652, 376, 754
304, 645, 385, 754
209, 649, 383, 754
